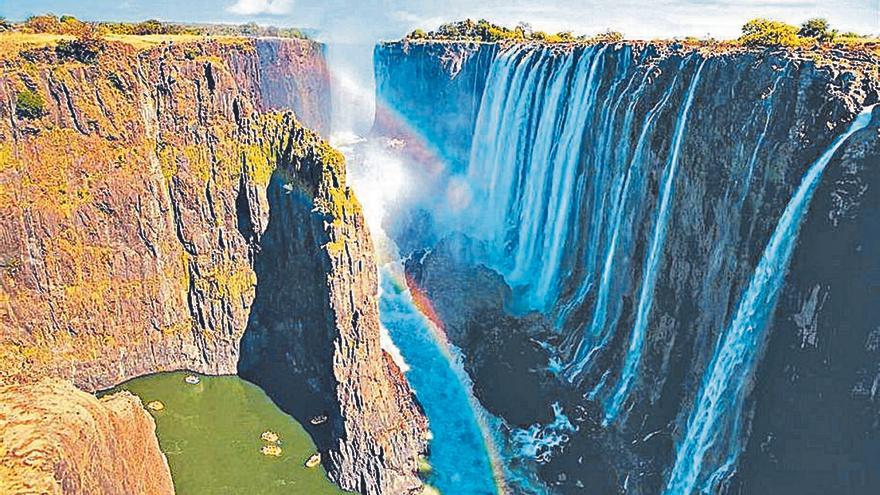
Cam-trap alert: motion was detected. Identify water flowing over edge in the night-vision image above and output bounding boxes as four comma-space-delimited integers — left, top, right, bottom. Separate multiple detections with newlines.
663, 104, 877, 495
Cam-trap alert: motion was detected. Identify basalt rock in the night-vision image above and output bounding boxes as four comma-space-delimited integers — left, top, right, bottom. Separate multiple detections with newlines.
377, 40, 880, 494
0, 37, 425, 495
0, 379, 175, 495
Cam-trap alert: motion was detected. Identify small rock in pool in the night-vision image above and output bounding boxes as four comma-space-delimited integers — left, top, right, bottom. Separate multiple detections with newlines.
146, 400, 165, 411
261, 430, 280, 443
261, 444, 282, 457
305, 453, 321, 468
184, 375, 200, 385
309, 415, 328, 425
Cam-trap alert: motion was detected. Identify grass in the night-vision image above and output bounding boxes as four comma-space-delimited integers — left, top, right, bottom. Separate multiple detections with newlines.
103, 33, 246, 48
0, 32, 247, 55
0, 32, 74, 53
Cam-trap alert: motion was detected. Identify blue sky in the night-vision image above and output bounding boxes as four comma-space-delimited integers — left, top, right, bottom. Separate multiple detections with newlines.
1, 0, 878, 41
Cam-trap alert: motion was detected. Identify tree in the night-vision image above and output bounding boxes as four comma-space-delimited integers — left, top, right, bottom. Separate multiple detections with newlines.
799, 18, 838, 42
134, 19, 164, 35
739, 18, 802, 47
58, 15, 89, 35
56, 28, 105, 64
595, 30, 624, 43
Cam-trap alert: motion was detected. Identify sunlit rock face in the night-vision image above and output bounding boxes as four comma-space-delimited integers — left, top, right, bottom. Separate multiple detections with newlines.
375, 40, 880, 494
0, 38, 425, 495
0, 379, 174, 495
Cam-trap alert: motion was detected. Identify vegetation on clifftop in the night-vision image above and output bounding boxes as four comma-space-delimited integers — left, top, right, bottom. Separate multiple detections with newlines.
3, 14, 308, 42
405, 17, 878, 54
407, 19, 622, 43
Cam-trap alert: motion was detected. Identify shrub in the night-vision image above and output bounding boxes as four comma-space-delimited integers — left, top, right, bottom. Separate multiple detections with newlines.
16, 90, 45, 119
59, 15, 88, 35
739, 18, 802, 47
407, 19, 592, 43
24, 14, 62, 33
133, 19, 164, 35
593, 30, 624, 43
799, 18, 838, 42
56, 36, 105, 64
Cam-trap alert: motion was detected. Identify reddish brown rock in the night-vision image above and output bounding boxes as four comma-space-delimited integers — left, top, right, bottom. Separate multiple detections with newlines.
0, 379, 174, 495
0, 37, 425, 495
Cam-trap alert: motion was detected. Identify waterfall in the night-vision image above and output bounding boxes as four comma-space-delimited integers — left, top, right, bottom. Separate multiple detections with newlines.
601, 58, 706, 424
564, 57, 687, 382
663, 105, 876, 495
463, 45, 610, 311
378, 265, 500, 494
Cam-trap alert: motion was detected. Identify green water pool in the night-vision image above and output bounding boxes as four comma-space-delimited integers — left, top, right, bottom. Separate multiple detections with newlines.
105, 371, 348, 495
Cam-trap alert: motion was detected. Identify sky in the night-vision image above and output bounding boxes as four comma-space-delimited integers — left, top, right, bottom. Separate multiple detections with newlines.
1, 0, 878, 42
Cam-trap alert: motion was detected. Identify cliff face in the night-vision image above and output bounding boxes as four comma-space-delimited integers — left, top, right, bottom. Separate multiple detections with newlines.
373, 41, 496, 171
0, 379, 174, 495
236, 121, 428, 494
0, 38, 329, 390
376, 41, 880, 494
0, 37, 425, 495
256, 38, 332, 134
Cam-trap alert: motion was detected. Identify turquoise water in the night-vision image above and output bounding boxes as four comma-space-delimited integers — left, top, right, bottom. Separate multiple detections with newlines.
378, 264, 499, 494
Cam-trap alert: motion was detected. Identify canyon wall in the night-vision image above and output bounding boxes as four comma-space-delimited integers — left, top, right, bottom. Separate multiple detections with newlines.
374, 41, 496, 171
376, 40, 880, 494
0, 379, 174, 495
0, 37, 425, 495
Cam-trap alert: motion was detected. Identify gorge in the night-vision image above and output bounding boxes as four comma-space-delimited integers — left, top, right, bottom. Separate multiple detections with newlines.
0, 35, 425, 495
1, 15, 879, 495
373, 39, 880, 495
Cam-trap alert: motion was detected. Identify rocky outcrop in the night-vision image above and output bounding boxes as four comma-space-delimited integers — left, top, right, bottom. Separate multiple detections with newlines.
377, 40, 880, 494
0, 379, 174, 495
405, 234, 556, 427
0, 36, 425, 495
237, 118, 429, 494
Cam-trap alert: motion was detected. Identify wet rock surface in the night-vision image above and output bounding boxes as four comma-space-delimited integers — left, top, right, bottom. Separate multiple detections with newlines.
378, 40, 880, 494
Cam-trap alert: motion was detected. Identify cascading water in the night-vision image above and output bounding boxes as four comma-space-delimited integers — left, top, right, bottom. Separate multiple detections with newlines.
663, 105, 876, 495
564, 58, 685, 382
601, 58, 706, 424
372, 34, 879, 494
463, 45, 610, 311
378, 265, 501, 495
328, 42, 504, 494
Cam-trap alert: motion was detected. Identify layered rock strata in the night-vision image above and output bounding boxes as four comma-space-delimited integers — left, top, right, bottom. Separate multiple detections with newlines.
0, 36, 425, 495
0, 379, 175, 495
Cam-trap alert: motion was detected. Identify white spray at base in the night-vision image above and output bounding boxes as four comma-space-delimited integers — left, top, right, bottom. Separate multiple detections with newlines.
328, 41, 560, 494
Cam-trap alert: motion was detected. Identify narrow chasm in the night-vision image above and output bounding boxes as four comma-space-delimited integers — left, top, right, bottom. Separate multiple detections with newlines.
0, 37, 427, 495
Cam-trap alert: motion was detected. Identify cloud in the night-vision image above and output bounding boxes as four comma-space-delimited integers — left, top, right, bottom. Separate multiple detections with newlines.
226, 0, 293, 15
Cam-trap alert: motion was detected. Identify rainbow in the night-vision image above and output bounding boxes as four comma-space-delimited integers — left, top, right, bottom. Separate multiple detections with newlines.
383, 266, 509, 494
